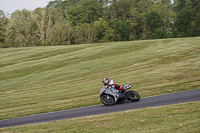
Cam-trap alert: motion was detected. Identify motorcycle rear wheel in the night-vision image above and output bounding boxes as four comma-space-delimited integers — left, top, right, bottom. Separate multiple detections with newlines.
100, 94, 115, 106
126, 90, 140, 102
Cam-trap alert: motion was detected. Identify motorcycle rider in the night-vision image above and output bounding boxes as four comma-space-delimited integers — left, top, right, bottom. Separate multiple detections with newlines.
102, 78, 126, 92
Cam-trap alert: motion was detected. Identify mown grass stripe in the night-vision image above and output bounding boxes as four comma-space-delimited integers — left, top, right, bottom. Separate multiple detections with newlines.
0, 37, 199, 120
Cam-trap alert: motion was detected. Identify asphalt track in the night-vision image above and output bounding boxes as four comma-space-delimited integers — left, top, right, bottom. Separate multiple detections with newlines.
0, 89, 200, 128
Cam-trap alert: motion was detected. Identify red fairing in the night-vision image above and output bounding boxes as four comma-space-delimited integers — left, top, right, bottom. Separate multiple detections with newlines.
115, 84, 122, 90
119, 86, 122, 90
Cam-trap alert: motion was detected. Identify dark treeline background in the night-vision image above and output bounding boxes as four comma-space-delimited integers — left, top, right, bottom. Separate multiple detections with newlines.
0, 0, 199, 47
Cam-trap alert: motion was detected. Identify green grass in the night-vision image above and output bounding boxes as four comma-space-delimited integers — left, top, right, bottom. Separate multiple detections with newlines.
0, 37, 200, 120
0, 101, 199, 133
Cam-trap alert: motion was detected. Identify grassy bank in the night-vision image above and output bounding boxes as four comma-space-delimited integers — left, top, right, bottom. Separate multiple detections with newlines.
0, 37, 199, 120
1, 101, 199, 133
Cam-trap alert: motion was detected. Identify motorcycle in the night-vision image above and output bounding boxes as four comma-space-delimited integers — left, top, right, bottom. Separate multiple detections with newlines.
100, 84, 140, 106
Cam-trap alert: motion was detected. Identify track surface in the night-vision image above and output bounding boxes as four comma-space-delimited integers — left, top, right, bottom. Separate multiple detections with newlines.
0, 89, 200, 128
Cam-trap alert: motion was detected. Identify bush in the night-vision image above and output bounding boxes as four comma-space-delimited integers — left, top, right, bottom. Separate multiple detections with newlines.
150, 27, 168, 39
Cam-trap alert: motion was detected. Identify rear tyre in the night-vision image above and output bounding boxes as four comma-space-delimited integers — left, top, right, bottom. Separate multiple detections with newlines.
126, 90, 140, 102
100, 94, 115, 106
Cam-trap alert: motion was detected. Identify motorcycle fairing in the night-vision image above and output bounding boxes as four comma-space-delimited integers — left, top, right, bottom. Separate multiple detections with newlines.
100, 86, 119, 103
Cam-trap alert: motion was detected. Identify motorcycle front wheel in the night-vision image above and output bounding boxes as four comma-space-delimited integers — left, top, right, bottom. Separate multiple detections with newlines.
100, 94, 115, 106
126, 90, 140, 102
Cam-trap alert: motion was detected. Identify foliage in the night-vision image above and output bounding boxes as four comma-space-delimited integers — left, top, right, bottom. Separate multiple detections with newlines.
150, 27, 168, 39
146, 11, 163, 33
66, 0, 103, 25
49, 20, 73, 45
173, 0, 200, 37
0, 0, 200, 47
110, 19, 129, 41
5, 9, 34, 47
0, 10, 8, 47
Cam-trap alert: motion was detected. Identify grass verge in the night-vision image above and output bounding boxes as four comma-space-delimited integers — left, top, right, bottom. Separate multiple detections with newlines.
0, 101, 199, 133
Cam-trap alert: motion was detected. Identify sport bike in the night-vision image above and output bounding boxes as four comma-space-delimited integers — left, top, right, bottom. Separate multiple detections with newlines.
100, 84, 140, 106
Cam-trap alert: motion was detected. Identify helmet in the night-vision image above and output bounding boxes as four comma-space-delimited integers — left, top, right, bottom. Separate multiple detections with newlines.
102, 78, 109, 85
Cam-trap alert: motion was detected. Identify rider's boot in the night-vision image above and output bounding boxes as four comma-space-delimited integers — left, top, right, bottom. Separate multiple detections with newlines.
122, 87, 127, 92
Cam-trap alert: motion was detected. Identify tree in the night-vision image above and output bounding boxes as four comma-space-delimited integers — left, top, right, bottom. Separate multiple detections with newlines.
1, 0, 199, 47
151, 1, 175, 26
172, 0, 200, 37
190, 2, 200, 36
5, 9, 34, 47
82, 23, 98, 43
102, 0, 113, 20
174, 0, 193, 37
111, 0, 133, 21
127, 0, 140, 40
137, 0, 154, 39
32, 7, 53, 45
150, 27, 168, 39
66, 0, 103, 25
0, 10, 8, 47
146, 11, 162, 32
173, 0, 187, 12
93, 17, 114, 42
73, 25, 84, 44
47, 0, 81, 23
110, 19, 129, 41
49, 20, 73, 45
161, 0, 172, 7
149, 1, 176, 38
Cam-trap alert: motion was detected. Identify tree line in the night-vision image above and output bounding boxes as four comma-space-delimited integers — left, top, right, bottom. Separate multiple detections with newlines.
0, 0, 199, 47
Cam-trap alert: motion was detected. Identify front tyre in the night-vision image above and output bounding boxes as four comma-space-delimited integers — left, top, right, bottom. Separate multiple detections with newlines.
100, 94, 115, 106
126, 90, 140, 102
